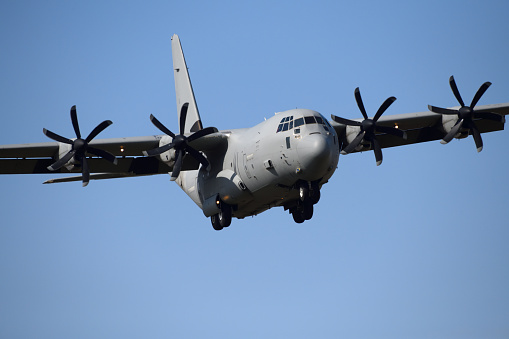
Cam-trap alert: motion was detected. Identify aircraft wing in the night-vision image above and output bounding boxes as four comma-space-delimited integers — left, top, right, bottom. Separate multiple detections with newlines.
0, 130, 229, 183
330, 103, 509, 152
0, 136, 170, 180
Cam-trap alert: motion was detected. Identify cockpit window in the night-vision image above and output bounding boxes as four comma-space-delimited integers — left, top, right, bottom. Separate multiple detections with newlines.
276, 114, 332, 133
304, 116, 316, 124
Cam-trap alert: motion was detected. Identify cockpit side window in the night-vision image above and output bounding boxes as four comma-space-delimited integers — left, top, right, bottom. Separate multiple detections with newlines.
276, 115, 293, 132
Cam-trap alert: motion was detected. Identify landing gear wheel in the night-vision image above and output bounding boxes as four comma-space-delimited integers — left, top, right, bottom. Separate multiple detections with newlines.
211, 214, 223, 231
301, 199, 314, 220
292, 210, 305, 223
309, 182, 321, 204
299, 182, 309, 202
218, 202, 232, 228
291, 200, 314, 223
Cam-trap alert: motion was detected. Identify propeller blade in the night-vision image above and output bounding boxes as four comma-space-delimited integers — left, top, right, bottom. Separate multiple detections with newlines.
142, 142, 175, 157
186, 127, 218, 143
85, 120, 113, 143
87, 146, 118, 164
428, 105, 459, 115
70, 105, 81, 139
449, 76, 465, 107
466, 121, 483, 152
170, 149, 184, 181
150, 114, 175, 138
470, 82, 491, 109
186, 146, 209, 169
441, 119, 464, 144
81, 156, 90, 187
179, 103, 189, 135
354, 88, 368, 120
372, 137, 383, 166
473, 112, 504, 123
47, 150, 76, 171
341, 131, 365, 155
43, 128, 73, 144
331, 115, 362, 127
373, 97, 396, 122
376, 125, 407, 139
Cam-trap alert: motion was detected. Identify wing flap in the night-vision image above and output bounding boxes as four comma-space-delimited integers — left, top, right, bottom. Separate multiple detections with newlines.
0, 156, 169, 175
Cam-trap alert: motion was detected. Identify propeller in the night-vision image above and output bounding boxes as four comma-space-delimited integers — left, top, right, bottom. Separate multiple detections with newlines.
428, 76, 504, 152
143, 104, 217, 181
43, 105, 117, 187
332, 87, 407, 166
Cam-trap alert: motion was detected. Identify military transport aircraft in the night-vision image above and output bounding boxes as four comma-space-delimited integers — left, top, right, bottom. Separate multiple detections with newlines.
1, 35, 508, 230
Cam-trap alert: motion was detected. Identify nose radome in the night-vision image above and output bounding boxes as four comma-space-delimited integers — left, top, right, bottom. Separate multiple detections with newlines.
296, 133, 332, 180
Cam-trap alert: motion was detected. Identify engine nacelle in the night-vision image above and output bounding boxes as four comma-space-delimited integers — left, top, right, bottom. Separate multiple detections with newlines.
345, 125, 370, 151
157, 135, 176, 166
441, 115, 468, 139
56, 142, 74, 171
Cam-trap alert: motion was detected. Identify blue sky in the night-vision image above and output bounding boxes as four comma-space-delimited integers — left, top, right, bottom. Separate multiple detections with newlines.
1, 1, 509, 338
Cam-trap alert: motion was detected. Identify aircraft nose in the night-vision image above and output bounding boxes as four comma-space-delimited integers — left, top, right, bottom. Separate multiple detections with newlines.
296, 133, 333, 180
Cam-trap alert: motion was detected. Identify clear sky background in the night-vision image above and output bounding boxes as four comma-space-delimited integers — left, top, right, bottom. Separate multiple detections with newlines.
1, 1, 508, 338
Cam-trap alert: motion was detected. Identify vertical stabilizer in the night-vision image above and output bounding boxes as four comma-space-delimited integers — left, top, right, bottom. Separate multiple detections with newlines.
171, 34, 203, 133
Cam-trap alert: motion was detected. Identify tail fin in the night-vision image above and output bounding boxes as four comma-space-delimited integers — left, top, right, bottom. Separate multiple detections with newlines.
171, 34, 203, 134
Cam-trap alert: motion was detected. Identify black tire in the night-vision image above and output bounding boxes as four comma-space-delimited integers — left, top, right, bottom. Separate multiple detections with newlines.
310, 188, 321, 204
292, 209, 305, 224
211, 214, 223, 231
218, 203, 232, 228
301, 200, 313, 220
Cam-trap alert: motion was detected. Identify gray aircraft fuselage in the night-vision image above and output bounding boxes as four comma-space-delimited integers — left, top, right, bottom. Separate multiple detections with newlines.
177, 108, 340, 219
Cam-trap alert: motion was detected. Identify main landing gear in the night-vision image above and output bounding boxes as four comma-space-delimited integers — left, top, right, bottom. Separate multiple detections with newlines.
211, 201, 232, 231
291, 181, 320, 224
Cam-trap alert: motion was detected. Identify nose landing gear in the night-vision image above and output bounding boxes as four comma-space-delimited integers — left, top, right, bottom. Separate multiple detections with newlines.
291, 181, 320, 223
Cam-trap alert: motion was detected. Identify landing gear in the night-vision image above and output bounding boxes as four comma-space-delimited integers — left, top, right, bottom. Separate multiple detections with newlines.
292, 199, 313, 223
211, 201, 232, 231
291, 181, 320, 223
